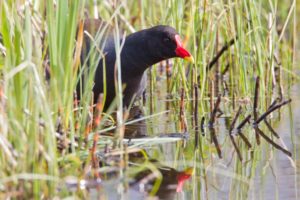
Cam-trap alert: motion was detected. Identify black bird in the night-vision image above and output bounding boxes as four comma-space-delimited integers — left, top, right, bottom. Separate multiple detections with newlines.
80, 19, 193, 110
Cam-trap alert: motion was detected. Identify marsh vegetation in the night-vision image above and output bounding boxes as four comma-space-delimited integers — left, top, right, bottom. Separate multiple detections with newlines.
0, 0, 299, 199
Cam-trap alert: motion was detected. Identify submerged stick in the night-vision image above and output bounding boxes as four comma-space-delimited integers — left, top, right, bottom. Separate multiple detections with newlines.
264, 119, 280, 139
209, 94, 222, 126
221, 63, 230, 75
236, 114, 251, 130
253, 76, 260, 145
229, 106, 242, 132
200, 116, 205, 136
210, 128, 222, 158
236, 114, 252, 148
229, 135, 242, 161
273, 54, 283, 100
237, 131, 252, 148
210, 80, 214, 113
253, 77, 260, 120
229, 106, 243, 161
268, 98, 279, 110
255, 127, 292, 157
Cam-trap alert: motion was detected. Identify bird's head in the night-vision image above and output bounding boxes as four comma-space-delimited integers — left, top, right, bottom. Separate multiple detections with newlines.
145, 25, 194, 63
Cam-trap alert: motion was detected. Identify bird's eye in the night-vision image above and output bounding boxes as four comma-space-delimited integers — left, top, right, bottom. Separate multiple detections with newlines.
163, 37, 171, 43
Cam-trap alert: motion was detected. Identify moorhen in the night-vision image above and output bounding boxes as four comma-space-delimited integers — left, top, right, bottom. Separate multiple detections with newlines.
80, 19, 193, 110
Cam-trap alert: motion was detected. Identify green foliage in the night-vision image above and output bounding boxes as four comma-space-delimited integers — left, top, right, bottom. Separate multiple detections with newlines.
0, 0, 297, 199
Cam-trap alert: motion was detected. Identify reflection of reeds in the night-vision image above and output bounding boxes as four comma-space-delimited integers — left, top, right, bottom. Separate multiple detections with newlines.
201, 78, 292, 162
229, 106, 243, 161
207, 94, 222, 158
236, 114, 252, 148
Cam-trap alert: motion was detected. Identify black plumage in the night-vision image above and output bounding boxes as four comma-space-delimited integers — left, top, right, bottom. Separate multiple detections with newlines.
80, 19, 193, 110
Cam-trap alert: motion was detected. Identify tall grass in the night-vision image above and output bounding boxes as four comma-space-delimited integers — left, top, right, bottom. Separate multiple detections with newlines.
0, 0, 298, 199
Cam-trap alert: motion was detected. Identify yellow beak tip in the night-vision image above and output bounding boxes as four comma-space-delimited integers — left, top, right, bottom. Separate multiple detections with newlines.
184, 56, 194, 63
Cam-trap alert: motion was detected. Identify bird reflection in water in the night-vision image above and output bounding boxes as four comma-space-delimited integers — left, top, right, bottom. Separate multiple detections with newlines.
70, 106, 193, 200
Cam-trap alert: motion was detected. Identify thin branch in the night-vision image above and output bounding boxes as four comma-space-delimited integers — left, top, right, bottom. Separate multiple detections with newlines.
255, 99, 292, 124
209, 94, 222, 126
253, 76, 260, 145
229, 106, 242, 132
236, 114, 251, 130
207, 36, 238, 70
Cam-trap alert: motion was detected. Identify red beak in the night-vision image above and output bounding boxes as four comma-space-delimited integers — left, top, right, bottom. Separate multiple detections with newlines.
175, 35, 194, 63
176, 167, 193, 192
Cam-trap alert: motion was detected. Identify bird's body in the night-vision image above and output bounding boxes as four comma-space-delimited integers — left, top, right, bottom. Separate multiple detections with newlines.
80, 19, 193, 110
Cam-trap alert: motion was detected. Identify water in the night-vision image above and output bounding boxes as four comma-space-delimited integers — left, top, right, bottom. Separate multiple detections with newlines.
65, 83, 299, 200
248, 84, 300, 200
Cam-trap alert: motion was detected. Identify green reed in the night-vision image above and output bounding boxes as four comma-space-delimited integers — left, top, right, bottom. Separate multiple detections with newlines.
0, 0, 298, 199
